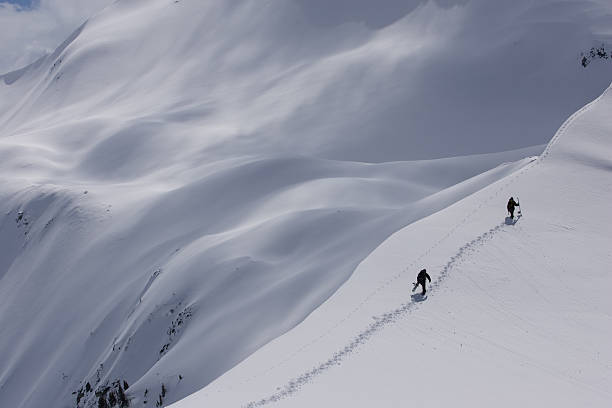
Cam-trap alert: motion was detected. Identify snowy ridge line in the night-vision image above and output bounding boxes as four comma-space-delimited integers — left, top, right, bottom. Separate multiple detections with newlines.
212, 92, 584, 403
242, 222, 505, 408
539, 84, 611, 160
193, 88, 601, 407
234, 91, 604, 407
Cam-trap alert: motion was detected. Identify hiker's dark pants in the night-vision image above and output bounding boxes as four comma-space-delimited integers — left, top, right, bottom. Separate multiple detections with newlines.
418, 279, 427, 295
508, 208, 514, 218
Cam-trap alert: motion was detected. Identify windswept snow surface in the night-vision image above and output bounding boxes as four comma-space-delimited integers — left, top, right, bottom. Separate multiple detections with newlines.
1, 1, 612, 407
171, 86, 612, 407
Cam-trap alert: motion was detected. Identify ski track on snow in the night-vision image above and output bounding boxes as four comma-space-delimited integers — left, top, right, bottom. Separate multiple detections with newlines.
230, 89, 607, 408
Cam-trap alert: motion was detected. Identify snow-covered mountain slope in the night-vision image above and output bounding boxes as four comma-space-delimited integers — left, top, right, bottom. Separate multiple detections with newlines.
1, 1, 612, 408
0, 147, 538, 408
171, 84, 612, 408
2, 0, 612, 165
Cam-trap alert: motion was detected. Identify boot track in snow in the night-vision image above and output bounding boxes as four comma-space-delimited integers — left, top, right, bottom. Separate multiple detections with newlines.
243, 222, 505, 407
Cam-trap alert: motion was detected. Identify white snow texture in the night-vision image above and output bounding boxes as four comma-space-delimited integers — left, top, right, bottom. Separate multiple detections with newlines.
0, 1, 611, 408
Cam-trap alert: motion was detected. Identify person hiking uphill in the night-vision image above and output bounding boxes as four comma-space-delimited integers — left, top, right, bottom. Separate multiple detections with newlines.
507, 197, 518, 219
412, 269, 431, 296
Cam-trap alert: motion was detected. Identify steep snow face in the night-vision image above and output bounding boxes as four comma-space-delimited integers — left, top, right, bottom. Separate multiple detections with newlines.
171, 85, 612, 408
1, 1, 612, 408
1, 0, 612, 165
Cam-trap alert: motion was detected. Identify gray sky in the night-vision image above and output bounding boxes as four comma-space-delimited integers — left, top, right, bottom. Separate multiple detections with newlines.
0, 0, 112, 73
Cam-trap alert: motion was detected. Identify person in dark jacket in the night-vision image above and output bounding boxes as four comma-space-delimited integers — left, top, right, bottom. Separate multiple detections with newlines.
413, 269, 431, 295
507, 197, 518, 219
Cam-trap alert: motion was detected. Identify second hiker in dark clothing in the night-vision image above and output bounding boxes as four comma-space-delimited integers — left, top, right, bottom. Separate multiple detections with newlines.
507, 197, 518, 219
413, 269, 431, 295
